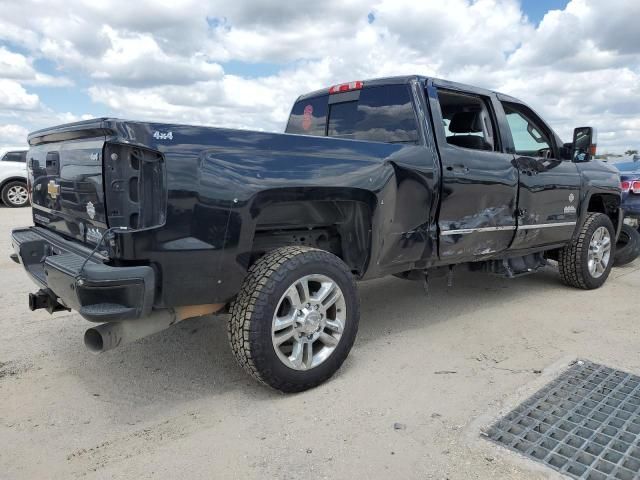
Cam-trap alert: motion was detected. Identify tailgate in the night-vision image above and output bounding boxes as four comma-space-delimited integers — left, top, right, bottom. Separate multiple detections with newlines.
29, 125, 107, 244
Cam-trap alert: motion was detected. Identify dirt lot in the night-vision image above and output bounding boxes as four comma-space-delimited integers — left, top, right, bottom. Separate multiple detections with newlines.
1, 207, 639, 480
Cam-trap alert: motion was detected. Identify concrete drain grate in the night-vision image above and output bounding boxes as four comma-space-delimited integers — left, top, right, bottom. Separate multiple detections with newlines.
484, 360, 640, 480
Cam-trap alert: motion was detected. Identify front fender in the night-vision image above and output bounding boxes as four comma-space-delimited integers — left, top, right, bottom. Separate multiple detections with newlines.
576, 160, 622, 239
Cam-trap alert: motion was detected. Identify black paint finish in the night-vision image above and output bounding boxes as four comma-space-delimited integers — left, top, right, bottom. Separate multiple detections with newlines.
22, 75, 621, 311
427, 81, 519, 261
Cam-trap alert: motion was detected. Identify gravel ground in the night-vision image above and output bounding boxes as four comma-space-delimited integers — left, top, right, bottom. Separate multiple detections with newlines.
1, 207, 639, 480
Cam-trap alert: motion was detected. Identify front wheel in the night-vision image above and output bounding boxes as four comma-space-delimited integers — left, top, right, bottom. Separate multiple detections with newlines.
1, 180, 29, 207
558, 213, 615, 289
228, 246, 359, 392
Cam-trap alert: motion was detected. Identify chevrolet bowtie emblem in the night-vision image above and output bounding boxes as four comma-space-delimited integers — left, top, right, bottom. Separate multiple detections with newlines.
47, 180, 60, 199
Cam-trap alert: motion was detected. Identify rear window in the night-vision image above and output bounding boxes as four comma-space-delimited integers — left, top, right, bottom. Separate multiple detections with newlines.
286, 95, 328, 137
2, 151, 26, 162
286, 84, 419, 144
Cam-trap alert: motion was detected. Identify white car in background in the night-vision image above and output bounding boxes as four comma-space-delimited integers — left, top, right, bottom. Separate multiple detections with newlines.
0, 147, 29, 207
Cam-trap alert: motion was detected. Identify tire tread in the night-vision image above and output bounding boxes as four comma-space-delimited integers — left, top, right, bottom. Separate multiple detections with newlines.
558, 212, 614, 289
227, 246, 358, 392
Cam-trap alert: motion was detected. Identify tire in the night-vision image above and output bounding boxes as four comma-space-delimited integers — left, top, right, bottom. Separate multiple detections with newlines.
228, 246, 359, 393
558, 213, 615, 289
613, 224, 640, 266
1, 180, 29, 207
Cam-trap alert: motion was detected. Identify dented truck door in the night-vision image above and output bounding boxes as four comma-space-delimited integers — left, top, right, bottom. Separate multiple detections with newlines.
497, 98, 581, 250
426, 80, 519, 262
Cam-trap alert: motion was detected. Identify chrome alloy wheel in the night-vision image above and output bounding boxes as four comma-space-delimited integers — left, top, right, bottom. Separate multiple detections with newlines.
588, 226, 612, 278
271, 274, 346, 371
7, 184, 28, 206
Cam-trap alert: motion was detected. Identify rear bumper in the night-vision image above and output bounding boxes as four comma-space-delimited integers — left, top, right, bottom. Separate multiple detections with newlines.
11, 226, 155, 322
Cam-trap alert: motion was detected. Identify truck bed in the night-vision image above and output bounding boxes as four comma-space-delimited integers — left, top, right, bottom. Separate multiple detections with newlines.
27, 118, 438, 307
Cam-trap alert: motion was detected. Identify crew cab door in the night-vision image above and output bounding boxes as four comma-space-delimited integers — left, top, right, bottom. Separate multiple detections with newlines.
427, 81, 519, 262
498, 99, 581, 250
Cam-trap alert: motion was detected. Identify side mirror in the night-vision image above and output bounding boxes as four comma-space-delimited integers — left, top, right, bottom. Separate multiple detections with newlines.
572, 126, 597, 162
560, 142, 573, 160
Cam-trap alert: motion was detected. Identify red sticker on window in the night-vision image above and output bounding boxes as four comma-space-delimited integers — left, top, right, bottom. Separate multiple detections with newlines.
302, 104, 313, 131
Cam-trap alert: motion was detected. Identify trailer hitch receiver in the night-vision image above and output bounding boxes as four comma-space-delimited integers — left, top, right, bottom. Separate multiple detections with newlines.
28, 289, 70, 314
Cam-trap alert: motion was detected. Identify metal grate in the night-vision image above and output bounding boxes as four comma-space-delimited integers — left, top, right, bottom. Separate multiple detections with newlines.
484, 360, 640, 480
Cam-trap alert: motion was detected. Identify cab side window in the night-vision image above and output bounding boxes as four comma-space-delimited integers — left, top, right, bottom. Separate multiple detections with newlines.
436, 89, 497, 151
502, 102, 555, 158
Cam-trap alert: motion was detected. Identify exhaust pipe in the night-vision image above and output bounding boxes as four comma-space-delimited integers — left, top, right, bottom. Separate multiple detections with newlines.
84, 303, 224, 353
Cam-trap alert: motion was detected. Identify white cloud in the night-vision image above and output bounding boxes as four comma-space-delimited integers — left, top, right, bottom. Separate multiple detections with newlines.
0, 47, 36, 80
87, 75, 286, 130
0, 0, 639, 153
27, 73, 74, 87
0, 124, 29, 146
0, 47, 72, 86
90, 26, 223, 87
0, 80, 40, 111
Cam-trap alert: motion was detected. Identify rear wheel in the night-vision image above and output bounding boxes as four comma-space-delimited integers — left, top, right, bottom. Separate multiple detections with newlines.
1, 180, 28, 207
558, 213, 615, 289
228, 246, 359, 392
614, 224, 640, 266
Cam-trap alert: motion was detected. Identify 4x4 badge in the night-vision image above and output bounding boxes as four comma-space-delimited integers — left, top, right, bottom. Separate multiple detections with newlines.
153, 130, 173, 140
47, 180, 60, 199
86, 201, 96, 219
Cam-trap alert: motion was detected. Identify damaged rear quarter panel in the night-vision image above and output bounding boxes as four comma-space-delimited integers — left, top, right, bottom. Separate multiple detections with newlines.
109, 121, 437, 305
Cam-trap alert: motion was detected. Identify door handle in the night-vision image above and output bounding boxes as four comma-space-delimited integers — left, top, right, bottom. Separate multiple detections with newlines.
446, 164, 469, 174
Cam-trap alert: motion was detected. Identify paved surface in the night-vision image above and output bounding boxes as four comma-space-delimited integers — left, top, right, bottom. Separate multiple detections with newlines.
1, 207, 639, 480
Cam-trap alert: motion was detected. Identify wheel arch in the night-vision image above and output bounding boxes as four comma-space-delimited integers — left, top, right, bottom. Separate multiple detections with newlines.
582, 192, 622, 238
0, 176, 27, 191
248, 187, 378, 277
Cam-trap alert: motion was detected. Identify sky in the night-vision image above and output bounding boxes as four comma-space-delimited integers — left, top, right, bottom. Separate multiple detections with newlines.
0, 0, 639, 153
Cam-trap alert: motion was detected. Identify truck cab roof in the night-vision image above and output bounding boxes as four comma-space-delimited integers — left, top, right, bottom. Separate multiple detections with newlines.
296, 75, 524, 105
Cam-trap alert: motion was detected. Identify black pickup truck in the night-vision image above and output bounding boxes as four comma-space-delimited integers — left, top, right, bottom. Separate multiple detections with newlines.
12, 76, 621, 392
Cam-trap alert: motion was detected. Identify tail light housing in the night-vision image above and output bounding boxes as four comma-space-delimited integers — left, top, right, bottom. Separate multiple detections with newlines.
103, 144, 167, 230
622, 180, 640, 194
